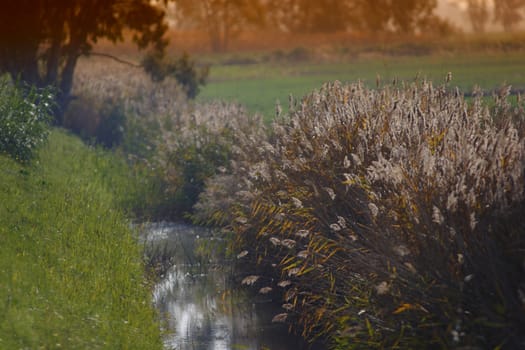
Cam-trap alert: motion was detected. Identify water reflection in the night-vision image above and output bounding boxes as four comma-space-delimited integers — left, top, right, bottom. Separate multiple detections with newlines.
142, 222, 314, 350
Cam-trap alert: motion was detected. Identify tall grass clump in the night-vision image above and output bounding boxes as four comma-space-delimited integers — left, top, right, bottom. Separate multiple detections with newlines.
0, 129, 162, 349
0, 75, 54, 162
196, 81, 525, 348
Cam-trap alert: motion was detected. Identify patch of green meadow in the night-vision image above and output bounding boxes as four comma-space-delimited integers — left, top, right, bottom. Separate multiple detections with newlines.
198, 52, 525, 121
0, 129, 162, 349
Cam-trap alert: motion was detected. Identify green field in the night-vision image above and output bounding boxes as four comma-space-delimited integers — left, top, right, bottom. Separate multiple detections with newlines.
198, 52, 525, 121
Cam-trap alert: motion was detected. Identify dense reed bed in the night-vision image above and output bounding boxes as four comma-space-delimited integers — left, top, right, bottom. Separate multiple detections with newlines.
196, 81, 525, 348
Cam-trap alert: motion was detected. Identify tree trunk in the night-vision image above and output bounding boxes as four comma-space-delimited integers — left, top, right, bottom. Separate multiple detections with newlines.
44, 36, 63, 87
56, 51, 79, 125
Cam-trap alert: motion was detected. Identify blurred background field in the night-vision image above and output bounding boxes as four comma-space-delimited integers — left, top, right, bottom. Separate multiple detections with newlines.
196, 50, 525, 121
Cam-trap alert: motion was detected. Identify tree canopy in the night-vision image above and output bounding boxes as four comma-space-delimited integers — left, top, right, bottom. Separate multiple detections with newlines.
174, 0, 266, 52
264, 0, 357, 33
467, 0, 490, 33
0, 0, 168, 123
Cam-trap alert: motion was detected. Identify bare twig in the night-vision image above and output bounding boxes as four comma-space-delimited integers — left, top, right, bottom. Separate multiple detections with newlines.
88, 52, 142, 68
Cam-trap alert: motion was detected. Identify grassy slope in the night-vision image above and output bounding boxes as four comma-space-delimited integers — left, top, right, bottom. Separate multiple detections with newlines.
198, 52, 525, 121
0, 129, 162, 349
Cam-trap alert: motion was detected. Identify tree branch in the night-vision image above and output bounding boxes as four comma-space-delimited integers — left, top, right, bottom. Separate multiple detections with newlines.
88, 52, 142, 68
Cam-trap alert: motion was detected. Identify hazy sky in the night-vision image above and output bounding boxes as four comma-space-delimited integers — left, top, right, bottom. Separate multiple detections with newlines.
445, 0, 495, 10
436, 0, 469, 30
446, 0, 468, 11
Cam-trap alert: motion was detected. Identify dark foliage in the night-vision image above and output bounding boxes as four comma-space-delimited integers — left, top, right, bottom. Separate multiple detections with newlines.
94, 103, 126, 148
0, 0, 167, 124
158, 102, 266, 217
142, 53, 209, 99
0, 77, 54, 162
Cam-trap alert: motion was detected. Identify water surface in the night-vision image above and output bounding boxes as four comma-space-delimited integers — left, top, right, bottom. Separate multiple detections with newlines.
142, 222, 317, 350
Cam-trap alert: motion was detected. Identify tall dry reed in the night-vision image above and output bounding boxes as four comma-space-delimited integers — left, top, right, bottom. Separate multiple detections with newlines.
197, 80, 525, 348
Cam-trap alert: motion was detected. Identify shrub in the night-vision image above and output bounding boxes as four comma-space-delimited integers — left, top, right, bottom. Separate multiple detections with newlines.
142, 52, 209, 99
196, 81, 525, 348
0, 76, 54, 162
287, 47, 312, 62
157, 101, 266, 217
94, 101, 126, 148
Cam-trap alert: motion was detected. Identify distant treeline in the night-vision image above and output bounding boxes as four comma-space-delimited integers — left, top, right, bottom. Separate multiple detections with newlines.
171, 0, 452, 51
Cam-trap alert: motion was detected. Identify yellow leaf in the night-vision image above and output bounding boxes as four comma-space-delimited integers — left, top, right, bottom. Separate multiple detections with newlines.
393, 303, 414, 314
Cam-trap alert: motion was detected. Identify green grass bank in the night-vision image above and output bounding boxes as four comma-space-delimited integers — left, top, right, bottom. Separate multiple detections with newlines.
0, 129, 162, 349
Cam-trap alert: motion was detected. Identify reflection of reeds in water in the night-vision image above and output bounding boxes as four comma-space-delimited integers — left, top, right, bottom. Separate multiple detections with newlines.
143, 227, 202, 279
143, 241, 176, 278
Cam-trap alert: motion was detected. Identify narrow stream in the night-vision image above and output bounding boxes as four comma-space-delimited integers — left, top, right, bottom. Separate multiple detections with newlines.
141, 222, 318, 350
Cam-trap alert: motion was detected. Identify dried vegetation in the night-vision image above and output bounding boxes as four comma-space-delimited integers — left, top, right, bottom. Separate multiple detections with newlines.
70, 58, 188, 153
71, 58, 264, 217
157, 101, 266, 214
196, 81, 525, 348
